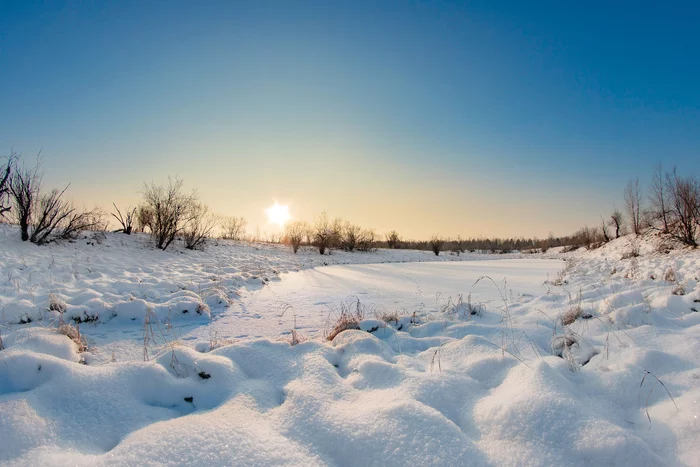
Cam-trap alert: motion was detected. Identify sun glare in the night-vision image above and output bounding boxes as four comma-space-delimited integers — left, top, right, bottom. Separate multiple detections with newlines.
266, 202, 291, 227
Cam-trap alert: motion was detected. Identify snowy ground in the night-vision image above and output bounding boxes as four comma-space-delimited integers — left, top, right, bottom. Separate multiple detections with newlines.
1, 226, 700, 466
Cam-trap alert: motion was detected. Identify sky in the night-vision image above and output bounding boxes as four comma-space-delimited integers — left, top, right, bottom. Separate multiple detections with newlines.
1, 1, 699, 239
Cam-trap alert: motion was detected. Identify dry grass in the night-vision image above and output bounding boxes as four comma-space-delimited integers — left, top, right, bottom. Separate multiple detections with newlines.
672, 282, 686, 296
326, 299, 365, 341
664, 267, 676, 282
376, 309, 401, 325
640, 369, 679, 428
561, 289, 584, 326
48, 293, 67, 314
57, 323, 88, 353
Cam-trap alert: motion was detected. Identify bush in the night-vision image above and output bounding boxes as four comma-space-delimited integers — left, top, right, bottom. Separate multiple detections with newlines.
285, 221, 307, 253
666, 171, 699, 246
312, 212, 336, 255
30, 187, 101, 244
429, 236, 444, 256
111, 204, 136, 234
142, 177, 196, 250
385, 230, 400, 249
183, 203, 217, 250
8, 158, 41, 241
339, 222, 361, 251
220, 216, 247, 241
135, 205, 154, 233
8, 158, 99, 244
355, 228, 376, 252
0, 152, 16, 218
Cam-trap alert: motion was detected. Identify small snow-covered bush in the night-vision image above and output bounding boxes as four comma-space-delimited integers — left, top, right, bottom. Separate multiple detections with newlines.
621, 239, 641, 259
57, 323, 88, 353
672, 282, 686, 296
48, 294, 67, 315
664, 267, 676, 282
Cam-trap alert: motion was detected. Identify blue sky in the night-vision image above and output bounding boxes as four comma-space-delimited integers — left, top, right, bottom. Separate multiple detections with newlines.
1, 1, 699, 238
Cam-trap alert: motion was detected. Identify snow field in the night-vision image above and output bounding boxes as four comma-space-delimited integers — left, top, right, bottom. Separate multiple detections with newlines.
1, 227, 700, 465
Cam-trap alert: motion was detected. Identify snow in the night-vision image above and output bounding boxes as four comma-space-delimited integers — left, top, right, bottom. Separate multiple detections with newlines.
1, 225, 700, 466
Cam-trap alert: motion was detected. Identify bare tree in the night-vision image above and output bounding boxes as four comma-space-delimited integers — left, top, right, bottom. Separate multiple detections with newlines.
340, 222, 361, 252
572, 225, 599, 249
355, 228, 376, 252
429, 236, 444, 256
666, 170, 700, 246
111, 204, 136, 234
600, 216, 610, 242
142, 177, 196, 250
312, 212, 334, 255
624, 178, 643, 235
0, 152, 17, 217
220, 216, 247, 241
330, 217, 344, 249
183, 203, 217, 250
609, 207, 623, 239
385, 230, 400, 249
135, 205, 154, 233
8, 158, 42, 241
26, 185, 100, 245
285, 221, 307, 253
649, 163, 671, 233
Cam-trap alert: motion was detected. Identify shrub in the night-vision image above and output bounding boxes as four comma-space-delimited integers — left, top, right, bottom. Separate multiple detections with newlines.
621, 239, 641, 259
8, 158, 100, 244
111, 204, 136, 234
340, 221, 361, 252
665, 170, 699, 246
355, 228, 376, 252
285, 221, 307, 253
385, 230, 400, 249
30, 187, 101, 244
220, 216, 247, 241
135, 205, 154, 233
8, 158, 41, 241
429, 236, 444, 256
312, 212, 336, 255
142, 177, 196, 250
0, 152, 17, 218
183, 203, 217, 250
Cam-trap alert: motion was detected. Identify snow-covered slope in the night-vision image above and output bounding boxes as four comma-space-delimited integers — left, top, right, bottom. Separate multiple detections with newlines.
0, 224, 520, 326
1, 228, 699, 466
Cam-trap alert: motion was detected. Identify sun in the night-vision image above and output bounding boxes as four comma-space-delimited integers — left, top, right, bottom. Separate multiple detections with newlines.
266, 202, 291, 227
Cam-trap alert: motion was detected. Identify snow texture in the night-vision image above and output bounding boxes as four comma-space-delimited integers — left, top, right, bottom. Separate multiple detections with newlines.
1, 225, 699, 466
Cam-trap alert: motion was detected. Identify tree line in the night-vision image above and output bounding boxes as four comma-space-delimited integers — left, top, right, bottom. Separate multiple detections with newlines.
2, 154, 698, 253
